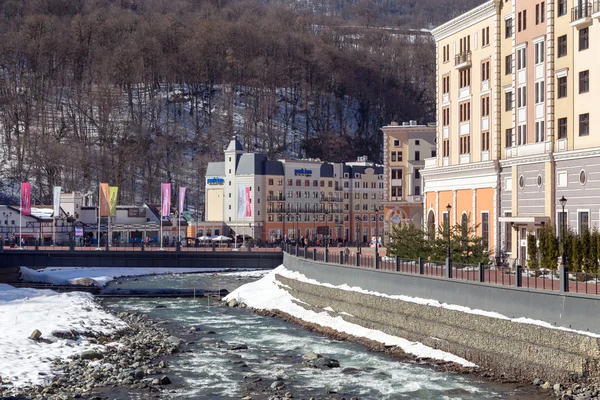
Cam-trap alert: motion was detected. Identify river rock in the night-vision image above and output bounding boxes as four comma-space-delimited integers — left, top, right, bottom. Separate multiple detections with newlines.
533, 378, 542, 386
307, 357, 340, 369
30, 329, 42, 340
166, 336, 182, 346
228, 343, 248, 351
302, 352, 321, 360
227, 299, 239, 307
341, 367, 361, 375
271, 380, 285, 389
71, 277, 97, 286
541, 381, 551, 389
52, 330, 77, 340
80, 350, 104, 360
158, 360, 167, 368
555, 383, 563, 392
159, 375, 171, 385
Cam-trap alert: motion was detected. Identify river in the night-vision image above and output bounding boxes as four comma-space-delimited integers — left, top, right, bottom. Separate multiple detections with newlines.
101, 271, 546, 400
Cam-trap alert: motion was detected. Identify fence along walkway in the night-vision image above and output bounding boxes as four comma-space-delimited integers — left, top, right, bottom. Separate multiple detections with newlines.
288, 245, 600, 295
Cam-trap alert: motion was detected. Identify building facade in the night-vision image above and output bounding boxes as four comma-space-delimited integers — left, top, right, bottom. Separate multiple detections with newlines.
425, 0, 600, 266
205, 138, 388, 245
381, 121, 436, 244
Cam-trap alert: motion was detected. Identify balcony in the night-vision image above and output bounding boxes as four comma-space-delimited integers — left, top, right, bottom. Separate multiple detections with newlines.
267, 195, 286, 201
571, 3, 593, 28
424, 157, 437, 169
454, 51, 471, 69
593, 1, 600, 19
407, 195, 423, 203
320, 196, 343, 202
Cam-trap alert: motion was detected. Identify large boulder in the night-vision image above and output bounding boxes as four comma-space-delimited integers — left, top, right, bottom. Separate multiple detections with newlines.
30, 329, 42, 340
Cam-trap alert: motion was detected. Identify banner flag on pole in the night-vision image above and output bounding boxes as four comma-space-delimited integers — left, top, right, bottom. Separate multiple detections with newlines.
21, 182, 31, 216
179, 187, 187, 216
109, 186, 119, 216
161, 183, 171, 217
99, 183, 110, 217
53, 186, 62, 217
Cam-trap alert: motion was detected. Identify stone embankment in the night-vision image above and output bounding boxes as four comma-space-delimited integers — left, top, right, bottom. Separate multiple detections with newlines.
270, 273, 600, 400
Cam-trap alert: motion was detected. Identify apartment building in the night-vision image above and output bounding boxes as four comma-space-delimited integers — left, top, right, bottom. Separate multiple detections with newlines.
380, 121, 436, 244
425, 1, 500, 256
425, 0, 600, 266
205, 138, 384, 244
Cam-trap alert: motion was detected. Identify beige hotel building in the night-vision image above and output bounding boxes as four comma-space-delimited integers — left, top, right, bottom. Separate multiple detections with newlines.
424, 0, 600, 266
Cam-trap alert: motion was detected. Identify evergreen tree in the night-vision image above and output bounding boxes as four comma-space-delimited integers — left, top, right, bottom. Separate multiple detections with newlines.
527, 233, 539, 270
581, 228, 594, 271
571, 233, 583, 272
539, 225, 558, 270
387, 223, 431, 260
592, 229, 600, 273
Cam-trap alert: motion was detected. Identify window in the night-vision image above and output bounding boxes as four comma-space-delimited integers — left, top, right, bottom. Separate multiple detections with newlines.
558, 0, 567, 16
534, 121, 545, 142
505, 128, 513, 148
414, 151, 420, 161
459, 101, 471, 122
505, 91, 513, 111
481, 60, 490, 81
442, 44, 450, 63
518, 124, 527, 145
414, 169, 421, 179
481, 96, 490, 117
558, 77, 567, 98
482, 26, 490, 47
579, 211, 589, 234
579, 113, 590, 136
534, 81, 545, 103
459, 35, 471, 53
460, 68, 471, 88
268, 179, 274, 185
393, 139, 400, 146
505, 54, 513, 75
460, 135, 471, 154
579, 70, 589, 93
517, 48, 526, 70
558, 118, 567, 139
482, 131, 490, 151
482, 212, 489, 249
579, 28, 589, 51
442, 75, 450, 94
517, 10, 526, 31
443, 139, 450, 157
391, 168, 403, 179
391, 152, 396, 162
558, 35, 567, 57
505, 212, 512, 252
391, 186, 402, 199
534, 41, 544, 64
414, 186, 421, 196
535, 2, 545, 24
505, 18, 513, 38
442, 107, 450, 126
517, 86, 527, 108
415, 140, 420, 145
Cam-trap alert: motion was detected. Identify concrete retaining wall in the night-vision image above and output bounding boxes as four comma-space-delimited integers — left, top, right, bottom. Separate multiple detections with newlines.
0, 267, 20, 283
284, 253, 600, 334
281, 253, 600, 381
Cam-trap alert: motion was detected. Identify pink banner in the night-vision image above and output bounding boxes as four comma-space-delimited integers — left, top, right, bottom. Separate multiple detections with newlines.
21, 182, 31, 216
179, 187, 187, 215
161, 183, 171, 217
245, 186, 252, 217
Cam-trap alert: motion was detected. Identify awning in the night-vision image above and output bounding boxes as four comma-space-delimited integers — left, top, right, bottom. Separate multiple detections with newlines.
498, 216, 550, 224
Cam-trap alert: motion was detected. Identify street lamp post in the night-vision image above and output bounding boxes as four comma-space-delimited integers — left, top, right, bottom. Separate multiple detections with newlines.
324, 210, 329, 251
295, 212, 300, 244
446, 204, 452, 277
560, 196, 567, 269
374, 207, 379, 258
355, 215, 361, 253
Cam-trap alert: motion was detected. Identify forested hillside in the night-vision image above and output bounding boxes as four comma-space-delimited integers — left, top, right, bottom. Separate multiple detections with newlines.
0, 0, 484, 214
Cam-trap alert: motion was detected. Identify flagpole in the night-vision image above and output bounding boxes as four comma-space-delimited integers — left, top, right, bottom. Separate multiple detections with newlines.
96, 185, 101, 250
52, 214, 55, 247
178, 187, 181, 247
159, 185, 164, 251
19, 187, 22, 250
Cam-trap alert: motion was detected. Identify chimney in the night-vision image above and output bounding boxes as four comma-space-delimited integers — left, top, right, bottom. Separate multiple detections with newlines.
409, 120, 417, 126
402, 122, 409, 126
390, 121, 399, 126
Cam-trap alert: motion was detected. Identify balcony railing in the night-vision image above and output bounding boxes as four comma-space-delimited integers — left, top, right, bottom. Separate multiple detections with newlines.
454, 51, 471, 68
571, 3, 593, 27
267, 195, 286, 201
320, 196, 343, 202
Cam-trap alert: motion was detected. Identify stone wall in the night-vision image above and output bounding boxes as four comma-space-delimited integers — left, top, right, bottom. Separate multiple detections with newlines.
0, 266, 21, 283
275, 273, 600, 382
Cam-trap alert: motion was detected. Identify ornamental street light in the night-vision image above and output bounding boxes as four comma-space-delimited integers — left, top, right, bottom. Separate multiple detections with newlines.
324, 210, 329, 251
295, 213, 300, 243
374, 207, 379, 259
446, 203, 452, 262
355, 215, 362, 252
560, 196, 567, 269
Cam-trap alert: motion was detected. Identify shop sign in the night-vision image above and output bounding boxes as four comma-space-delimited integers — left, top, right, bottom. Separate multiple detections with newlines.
294, 168, 312, 177
207, 177, 225, 185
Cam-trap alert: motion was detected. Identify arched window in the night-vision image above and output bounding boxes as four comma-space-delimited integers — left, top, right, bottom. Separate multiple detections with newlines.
427, 211, 436, 238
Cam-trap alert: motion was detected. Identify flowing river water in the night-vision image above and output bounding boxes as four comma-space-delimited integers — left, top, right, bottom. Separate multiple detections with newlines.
101, 271, 547, 400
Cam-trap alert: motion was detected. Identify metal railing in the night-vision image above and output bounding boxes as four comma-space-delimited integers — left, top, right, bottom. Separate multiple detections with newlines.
285, 246, 600, 296
572, 3, 592, 21
454, 51, 471, 66
266, 195, 286, 201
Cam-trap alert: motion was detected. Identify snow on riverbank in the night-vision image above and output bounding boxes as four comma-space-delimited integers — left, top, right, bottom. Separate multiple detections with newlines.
224, 266, 477, 367
0, 284, 127, 387
20, 267, 261, 287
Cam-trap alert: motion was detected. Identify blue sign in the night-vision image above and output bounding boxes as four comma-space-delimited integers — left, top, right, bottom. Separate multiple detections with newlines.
294, 168, 312, 177
207, 177, 225, 185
